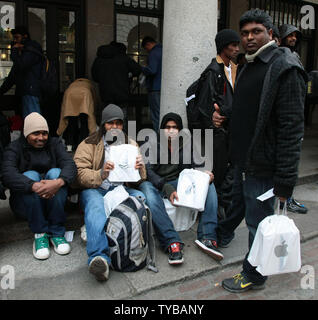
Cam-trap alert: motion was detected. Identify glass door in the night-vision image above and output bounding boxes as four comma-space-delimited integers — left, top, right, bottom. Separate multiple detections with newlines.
57, 9, 76, 91
25, 2, 83, 93
0, 1, 15, 94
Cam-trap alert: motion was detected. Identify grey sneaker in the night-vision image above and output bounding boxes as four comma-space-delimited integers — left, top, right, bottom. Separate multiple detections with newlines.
195, 239, 224, 261
89, 256, 109, 281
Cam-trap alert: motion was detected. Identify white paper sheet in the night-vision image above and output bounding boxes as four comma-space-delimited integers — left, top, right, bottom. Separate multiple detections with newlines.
257, 188, 275, 202
108, 144, 141, 182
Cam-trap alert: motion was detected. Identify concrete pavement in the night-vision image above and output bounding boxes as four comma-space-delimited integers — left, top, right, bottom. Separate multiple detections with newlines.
1, 126, 318, 300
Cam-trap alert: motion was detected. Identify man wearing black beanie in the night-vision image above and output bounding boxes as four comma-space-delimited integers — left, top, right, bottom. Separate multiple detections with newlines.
194, 28, 240, 221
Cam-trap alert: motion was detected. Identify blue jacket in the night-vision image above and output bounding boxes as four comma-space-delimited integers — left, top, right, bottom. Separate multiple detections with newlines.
0, 39, 43, 97
142, 43, 162, 91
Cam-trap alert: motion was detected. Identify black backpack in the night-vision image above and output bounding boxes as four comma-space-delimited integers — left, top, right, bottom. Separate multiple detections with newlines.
27, 46, 58, 97
104, 196, 157, 273
185, 67, 214, 131
308, 70, 318, 98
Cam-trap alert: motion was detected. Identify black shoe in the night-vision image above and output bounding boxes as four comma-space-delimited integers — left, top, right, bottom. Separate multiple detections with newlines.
286, 198, 308, 214
168, 242, 184, 265
195, 239, 224, 261
218, 232, 235, 248
222, 273, 265, 293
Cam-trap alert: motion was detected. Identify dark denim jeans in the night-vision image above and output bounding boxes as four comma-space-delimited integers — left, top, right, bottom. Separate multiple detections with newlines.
138, 181, 182, 251
230, 166, 275, 284
167, 179, 219, 241
22, 95, 41, 118
139, 178, 218, 247
10, 168, 68, 236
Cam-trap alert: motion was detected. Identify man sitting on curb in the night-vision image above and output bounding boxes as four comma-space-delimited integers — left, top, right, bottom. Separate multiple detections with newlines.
2, 112, 77, 260
139, 113, 223, 264
73, 104, 147, 282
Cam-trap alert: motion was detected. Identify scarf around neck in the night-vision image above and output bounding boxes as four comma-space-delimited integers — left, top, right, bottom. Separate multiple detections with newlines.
245, 40, 276, 63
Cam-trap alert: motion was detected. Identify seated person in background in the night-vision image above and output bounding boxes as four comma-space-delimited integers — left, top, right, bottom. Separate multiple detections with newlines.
73, 104, 146, 282
139, 113, 223, 263
2, 112, 77, 260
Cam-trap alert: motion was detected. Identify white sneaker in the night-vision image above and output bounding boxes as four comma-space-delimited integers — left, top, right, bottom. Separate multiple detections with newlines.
33, 233, 50, 260
89, 256, 109, 281
50, 236, 71, 255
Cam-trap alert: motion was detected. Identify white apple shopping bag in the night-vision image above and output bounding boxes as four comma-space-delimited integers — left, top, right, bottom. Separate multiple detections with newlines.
173, 169, 210, 211
248, 201, 301, 276
108, 144, 141, 182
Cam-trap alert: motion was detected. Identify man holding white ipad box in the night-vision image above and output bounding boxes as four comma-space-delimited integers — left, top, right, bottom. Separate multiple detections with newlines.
139, 113, 223, 264
74, 104, 146, 281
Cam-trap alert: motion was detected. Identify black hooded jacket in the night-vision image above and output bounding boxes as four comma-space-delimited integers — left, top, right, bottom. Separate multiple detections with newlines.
0, 39, 43, 97
2, 136, 77, 193
91, 44, 142, 104
146, 113, 204, 198
279, 24, 302, 53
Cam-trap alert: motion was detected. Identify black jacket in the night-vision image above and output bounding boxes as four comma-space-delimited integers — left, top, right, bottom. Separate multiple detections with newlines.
233, 45, 307, 198
146, 113, 205, 197
91, 44, 142, 104
196, 57, 235, 129
0, 39, 43, 97
2, 136, 77, 193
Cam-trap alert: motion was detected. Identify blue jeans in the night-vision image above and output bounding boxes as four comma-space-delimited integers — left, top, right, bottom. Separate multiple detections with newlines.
231, 166, 275, 284
80, 186, 145, 265
148, 91, 160, 132
22, 95, 41, 118
10, 168, 68, 236
167, 179, 219, 241
138, 181, 182, 251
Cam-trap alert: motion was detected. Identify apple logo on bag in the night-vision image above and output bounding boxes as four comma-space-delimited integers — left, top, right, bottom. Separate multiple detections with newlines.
274, 240, 288, 257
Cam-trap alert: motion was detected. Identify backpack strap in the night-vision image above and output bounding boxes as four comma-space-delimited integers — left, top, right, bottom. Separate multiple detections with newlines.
144, 203, 158, 273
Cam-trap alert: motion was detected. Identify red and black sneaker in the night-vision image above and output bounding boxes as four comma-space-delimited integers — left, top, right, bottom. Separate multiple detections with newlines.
195, 239, 224, 261
168, 242, 184, 265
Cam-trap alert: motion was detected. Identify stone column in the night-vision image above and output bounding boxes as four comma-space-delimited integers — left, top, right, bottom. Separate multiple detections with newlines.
160, 0, 218, 127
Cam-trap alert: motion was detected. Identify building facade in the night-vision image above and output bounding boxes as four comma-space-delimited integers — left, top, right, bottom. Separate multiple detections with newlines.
0, 0, 317, 128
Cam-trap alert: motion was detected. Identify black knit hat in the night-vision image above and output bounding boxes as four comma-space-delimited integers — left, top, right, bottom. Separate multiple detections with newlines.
215, 29, 240, 54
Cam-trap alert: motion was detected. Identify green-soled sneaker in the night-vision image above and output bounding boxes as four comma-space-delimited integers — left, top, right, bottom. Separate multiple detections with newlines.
50, 236, 71, 255
33, 233, 50, 260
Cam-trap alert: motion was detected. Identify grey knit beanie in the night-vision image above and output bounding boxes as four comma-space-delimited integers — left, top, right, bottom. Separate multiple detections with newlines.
101, 104, 124, 125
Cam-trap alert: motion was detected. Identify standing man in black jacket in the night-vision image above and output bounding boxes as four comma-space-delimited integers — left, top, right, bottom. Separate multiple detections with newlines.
221, 9, 307, 293
0, 26, 43, 118
195, 29, 240, 217
2, 112, 77, 260
91, 41, 142, 126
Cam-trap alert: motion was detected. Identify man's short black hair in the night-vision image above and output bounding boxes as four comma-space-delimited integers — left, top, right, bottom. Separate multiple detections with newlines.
141, 36, 156, 48
239, 9, 274, 31
11, 25, 30, 38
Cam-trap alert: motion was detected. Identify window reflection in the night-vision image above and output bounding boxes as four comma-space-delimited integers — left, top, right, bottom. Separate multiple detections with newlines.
28, 7, 46, 51
58, 10, 76, 91
0, 1, 15, 94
